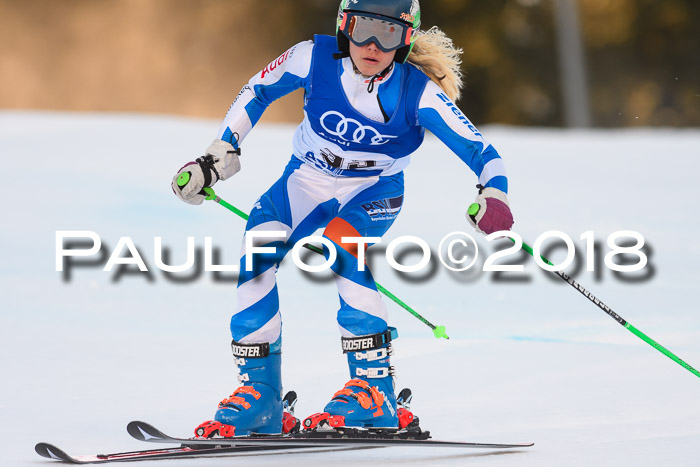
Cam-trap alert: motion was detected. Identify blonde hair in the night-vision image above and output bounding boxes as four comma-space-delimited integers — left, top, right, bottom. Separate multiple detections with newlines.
407, 26, 464, 102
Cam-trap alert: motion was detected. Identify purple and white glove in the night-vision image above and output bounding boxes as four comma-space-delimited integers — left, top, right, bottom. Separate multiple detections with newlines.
171, 139, 241, 205
466, 187, 514, 235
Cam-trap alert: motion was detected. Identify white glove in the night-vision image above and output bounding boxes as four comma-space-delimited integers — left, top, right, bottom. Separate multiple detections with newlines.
466, 187, 514, 235
171, 139, 241, 205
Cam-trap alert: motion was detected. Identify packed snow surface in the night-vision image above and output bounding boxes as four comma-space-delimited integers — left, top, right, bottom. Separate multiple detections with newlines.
1, 111, 699, 466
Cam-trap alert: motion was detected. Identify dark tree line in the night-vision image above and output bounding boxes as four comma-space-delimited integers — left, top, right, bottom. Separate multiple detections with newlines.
1, 0, 697, 127
274, 0, 699, 127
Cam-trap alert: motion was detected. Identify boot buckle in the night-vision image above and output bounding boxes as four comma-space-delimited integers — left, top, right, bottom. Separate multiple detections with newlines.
354, 348, 388, 361
355, 367, 389, 378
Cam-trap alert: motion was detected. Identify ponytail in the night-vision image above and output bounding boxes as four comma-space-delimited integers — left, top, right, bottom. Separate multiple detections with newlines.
407, 26, 464, 102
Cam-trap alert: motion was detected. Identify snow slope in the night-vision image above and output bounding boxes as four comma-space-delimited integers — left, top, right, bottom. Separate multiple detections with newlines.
1, 111, 699, 466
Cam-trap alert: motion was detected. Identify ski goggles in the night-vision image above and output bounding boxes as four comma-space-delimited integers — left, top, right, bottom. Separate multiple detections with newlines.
339, 12, 414, 52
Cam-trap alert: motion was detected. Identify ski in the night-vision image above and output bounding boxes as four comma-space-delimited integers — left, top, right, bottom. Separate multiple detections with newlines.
36, 390, 532, 463
35, 440, 348, 464
127, 420, 534, 450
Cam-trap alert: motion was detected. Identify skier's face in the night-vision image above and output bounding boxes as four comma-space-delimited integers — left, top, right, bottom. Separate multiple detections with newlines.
349, 41, 396, 76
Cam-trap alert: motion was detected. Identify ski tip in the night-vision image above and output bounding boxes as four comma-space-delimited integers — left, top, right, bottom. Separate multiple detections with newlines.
498, 442, 534, 448
35, 442, 73, 462
127, 421, 168, 442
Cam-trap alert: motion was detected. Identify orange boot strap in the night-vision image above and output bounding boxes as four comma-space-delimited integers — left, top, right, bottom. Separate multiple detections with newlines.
369, 386, 384, 406
345, 379, 370, 390
333, 388, 355, 398
233, 386, 261, 399
354, 391, 372, 410
219, 395, 251, 409
333, 386, 372, 410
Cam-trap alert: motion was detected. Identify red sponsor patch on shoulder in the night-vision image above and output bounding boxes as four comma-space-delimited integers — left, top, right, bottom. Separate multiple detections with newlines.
260, 47, 293, 79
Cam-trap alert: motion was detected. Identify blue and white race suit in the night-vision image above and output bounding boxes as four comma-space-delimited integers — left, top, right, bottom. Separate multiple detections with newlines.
219, 35, 508, 345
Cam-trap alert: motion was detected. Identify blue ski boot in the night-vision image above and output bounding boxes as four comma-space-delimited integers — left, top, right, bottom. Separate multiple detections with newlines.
304, 328, 400, 430
195, 339, 283, 438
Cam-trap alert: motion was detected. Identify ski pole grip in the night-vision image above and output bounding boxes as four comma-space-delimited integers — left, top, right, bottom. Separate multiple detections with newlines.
177, 173, 215, 201
177, 172, 190, 187
202, 187, 216, 201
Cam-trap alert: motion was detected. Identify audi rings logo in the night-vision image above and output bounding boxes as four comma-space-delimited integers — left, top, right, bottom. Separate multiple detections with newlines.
320, 111, 397, 145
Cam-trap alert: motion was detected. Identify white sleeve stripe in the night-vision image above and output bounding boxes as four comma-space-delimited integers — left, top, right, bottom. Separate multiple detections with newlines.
217, 86, 256, 141
478, 158, 507, 186
418, 81, 486, 144
217, 40, 314, 143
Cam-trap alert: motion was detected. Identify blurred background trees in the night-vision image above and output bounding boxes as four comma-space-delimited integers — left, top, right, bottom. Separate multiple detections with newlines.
1, 0, 697, 127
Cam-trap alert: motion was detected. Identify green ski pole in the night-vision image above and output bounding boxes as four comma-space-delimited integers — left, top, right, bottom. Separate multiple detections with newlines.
176, 178, 449, 339
468, 203, 700, 379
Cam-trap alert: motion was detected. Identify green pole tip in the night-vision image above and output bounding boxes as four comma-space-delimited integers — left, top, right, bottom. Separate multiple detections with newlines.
467, 203, 480, 216
203, 187, 216, 200
433, 325, 449, 340
177, 172, 190, 187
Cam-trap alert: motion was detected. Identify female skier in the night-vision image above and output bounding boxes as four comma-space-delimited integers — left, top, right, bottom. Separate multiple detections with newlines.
172, 0, 513, 437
